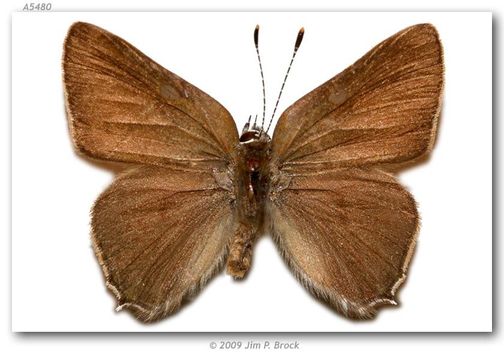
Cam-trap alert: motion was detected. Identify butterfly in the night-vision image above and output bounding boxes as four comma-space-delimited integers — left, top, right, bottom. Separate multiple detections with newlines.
62, 21, 444, 323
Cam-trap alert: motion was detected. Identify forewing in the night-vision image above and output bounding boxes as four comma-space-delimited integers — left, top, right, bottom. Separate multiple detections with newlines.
92, 166, 235, 322
268, 168, 418, 318
63, 22, 238, 170
272, 24, 443, 174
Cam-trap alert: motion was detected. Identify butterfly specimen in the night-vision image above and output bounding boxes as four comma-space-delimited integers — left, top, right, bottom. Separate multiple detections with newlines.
62, 21, 443, 323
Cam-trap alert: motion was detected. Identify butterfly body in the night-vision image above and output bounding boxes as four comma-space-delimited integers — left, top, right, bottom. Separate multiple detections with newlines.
227, 128, 271, 278
63, 22, 443, 322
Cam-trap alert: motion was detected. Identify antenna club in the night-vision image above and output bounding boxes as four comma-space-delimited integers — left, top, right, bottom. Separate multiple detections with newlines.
265, 26, 305, 134
295, 27, 305, 51
254, 24, 267, 131
254, 25, 260, 48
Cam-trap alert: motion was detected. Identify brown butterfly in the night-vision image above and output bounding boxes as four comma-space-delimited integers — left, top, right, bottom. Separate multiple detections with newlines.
62, 22, 443, 323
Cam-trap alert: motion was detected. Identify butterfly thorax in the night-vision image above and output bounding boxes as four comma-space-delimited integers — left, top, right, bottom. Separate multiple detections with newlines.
226, 129, 271, 279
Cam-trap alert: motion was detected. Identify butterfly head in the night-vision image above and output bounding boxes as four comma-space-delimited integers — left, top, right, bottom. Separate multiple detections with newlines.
239, 115, 270, 146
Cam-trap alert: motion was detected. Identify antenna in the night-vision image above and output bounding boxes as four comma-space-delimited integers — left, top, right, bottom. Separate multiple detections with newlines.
254, 25, 266, 131
264, 27, 304, 134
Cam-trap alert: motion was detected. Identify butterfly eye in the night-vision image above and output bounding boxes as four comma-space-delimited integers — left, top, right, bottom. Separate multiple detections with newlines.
239, 130, 260, 144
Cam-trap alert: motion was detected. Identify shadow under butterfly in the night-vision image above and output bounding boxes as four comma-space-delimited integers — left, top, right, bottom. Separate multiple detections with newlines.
62, 22, 444, 323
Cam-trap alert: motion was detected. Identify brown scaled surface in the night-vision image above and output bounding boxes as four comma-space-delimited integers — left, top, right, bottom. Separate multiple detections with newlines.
62, 22, 444, 323
268, 168, 418, 319
92, 166, 236, 323
272, 24, 443, 174
63, 22, 239, 170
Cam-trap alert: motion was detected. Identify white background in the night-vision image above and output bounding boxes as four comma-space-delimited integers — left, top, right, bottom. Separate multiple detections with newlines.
11, 12, 492, 332
2, 0, 501, 358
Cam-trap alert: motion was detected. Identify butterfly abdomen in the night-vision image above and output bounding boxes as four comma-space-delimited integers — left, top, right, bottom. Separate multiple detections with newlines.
226, 134, 272, 279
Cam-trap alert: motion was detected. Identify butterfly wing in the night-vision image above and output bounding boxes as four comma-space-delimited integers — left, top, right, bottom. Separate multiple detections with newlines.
268, 24, 443, 318
63, 22, 239, 170
268, 169, 417, 318
272, 24, 443, 174
92, 166, 236, 322
63, 22, 239, 321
